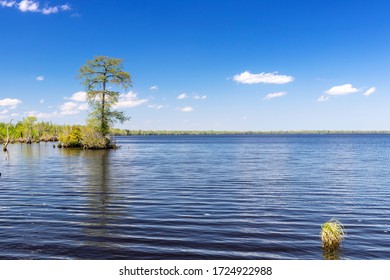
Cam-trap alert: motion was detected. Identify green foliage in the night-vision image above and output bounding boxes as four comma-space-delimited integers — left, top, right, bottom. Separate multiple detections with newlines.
58, 126, 83, 148
0, 118, 61, 143
121, 130, 390, 136
78, 55, 131, 146
321, 218, 346, 249
80, 125, 114, 149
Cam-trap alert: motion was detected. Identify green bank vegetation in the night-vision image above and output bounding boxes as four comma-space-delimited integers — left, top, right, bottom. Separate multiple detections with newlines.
2, 123, 390, 147
1, 117, 60, 151
117, 130, 390, 136
0, 118, 129, 150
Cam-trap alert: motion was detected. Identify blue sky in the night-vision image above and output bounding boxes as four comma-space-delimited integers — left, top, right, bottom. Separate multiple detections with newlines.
1, 0, 390, 130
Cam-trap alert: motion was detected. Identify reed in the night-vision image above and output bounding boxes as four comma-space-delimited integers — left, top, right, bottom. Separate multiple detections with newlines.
321, 218, 345, 249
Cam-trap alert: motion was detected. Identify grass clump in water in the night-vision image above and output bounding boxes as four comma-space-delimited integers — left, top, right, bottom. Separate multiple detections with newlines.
321, 218, 346, 250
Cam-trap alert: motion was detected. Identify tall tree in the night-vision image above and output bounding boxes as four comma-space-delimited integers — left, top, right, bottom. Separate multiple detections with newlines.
78, 56, 131, 147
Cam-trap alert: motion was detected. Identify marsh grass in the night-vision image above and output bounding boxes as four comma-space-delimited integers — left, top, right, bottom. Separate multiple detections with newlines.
321, 218, 346, 250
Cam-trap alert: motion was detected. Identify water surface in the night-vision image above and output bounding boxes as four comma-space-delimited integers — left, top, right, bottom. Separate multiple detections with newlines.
1, 135, 390, 259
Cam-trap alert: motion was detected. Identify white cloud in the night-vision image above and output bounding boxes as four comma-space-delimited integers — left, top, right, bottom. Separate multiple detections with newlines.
179, 106, 194, 112
59, 101, 79, 115
115, 91, 148, 108
42, 6, 58, 14
0, 109, 9, 115
193, 94, 207, 100
150, 85, 159, 90
67, 91, 87, 102
18, 0, 39, 12
148, 104, 164, 110
364, 86, 376, 96
177, 93, 188, 99
233, 71, 294, 84
59, 100, 88, 115
0, 98, 22, 109
0, 1, 16, 8
60, 4, 70, 11
25, 110, 57, 119
39, 99, 44, 104
36, 75, 44, 81
77, 103, 88, 111
320, 84, 376, 101
325, 84, 359, 95
317, 95, 330, 102
60, 101, 78, 111
1, 0, 71, 14
263, 91, 287, 100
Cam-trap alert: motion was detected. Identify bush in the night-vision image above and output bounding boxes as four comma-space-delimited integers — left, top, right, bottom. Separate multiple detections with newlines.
58, 126, 83, 148
80, 126, 107, 149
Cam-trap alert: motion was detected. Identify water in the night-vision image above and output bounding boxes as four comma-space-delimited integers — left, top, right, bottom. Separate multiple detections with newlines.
1, 135, 390, 259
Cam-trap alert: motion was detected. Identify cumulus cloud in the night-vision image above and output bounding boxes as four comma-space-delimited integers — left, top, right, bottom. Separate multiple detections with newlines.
319, 83, 376, 101
58, 100, 88, 115
317, 95, 330, 102
1, 0, 71, 14
364, 86, 376, 96
66, 91, 87, 102
263, 91, 287, 100
177, 93, 188, 99
25, 110, 58, 119
18, 0, 39, 12
36, 75, 44, 81
60, 4, 70, 11
39, 99, 44, 104
233, 71, 294, 84
193, 94, 207, 100
325, 84, 359, 95
77, 103, 88, 111
179, 106, 194, 112
150, 85, 159, 90
59, 101, 79, 115
0, 1, 16, 8
42, 6, 58, 14
59, 92, 89, 115
148, 104, 164, 110
0, 98, 22, 109
115, 91, 148, 108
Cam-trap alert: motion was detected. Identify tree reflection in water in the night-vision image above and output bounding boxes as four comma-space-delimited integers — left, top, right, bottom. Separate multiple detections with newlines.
61, 148, 129, 255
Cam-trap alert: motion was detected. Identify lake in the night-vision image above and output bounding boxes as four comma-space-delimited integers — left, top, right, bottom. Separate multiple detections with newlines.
1, 135, 390, 259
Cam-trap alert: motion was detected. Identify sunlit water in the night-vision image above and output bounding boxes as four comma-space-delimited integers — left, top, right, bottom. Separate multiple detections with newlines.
1, 135, 390, 259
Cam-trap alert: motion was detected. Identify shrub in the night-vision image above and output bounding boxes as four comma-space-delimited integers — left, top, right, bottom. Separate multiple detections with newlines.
58, 126, 83, 148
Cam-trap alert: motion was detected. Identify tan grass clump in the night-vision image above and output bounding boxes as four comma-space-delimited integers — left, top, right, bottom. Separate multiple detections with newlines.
321, 218, 345, 249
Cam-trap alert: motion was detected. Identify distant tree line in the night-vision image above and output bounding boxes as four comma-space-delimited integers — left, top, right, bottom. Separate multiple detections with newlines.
118, 130, 390, 136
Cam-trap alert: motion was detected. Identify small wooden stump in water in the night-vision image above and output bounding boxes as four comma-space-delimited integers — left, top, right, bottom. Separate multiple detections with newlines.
3, 139, 9, 152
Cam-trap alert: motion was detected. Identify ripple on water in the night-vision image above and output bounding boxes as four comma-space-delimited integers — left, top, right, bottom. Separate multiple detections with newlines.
1, 135, 390, 259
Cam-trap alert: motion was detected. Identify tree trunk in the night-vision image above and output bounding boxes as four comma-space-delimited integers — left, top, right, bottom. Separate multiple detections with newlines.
2, 139, 9, 152
101, 73, 109, 147
3, 120, 11, 151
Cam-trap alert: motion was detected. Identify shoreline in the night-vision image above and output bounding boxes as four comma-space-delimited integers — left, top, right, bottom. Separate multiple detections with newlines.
121, 130, 390, 136
2, 130, 390, 144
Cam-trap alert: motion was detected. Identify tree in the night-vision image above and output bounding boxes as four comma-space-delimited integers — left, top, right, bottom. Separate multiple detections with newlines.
22, 116, 37, 143
78, 56, 131, 147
